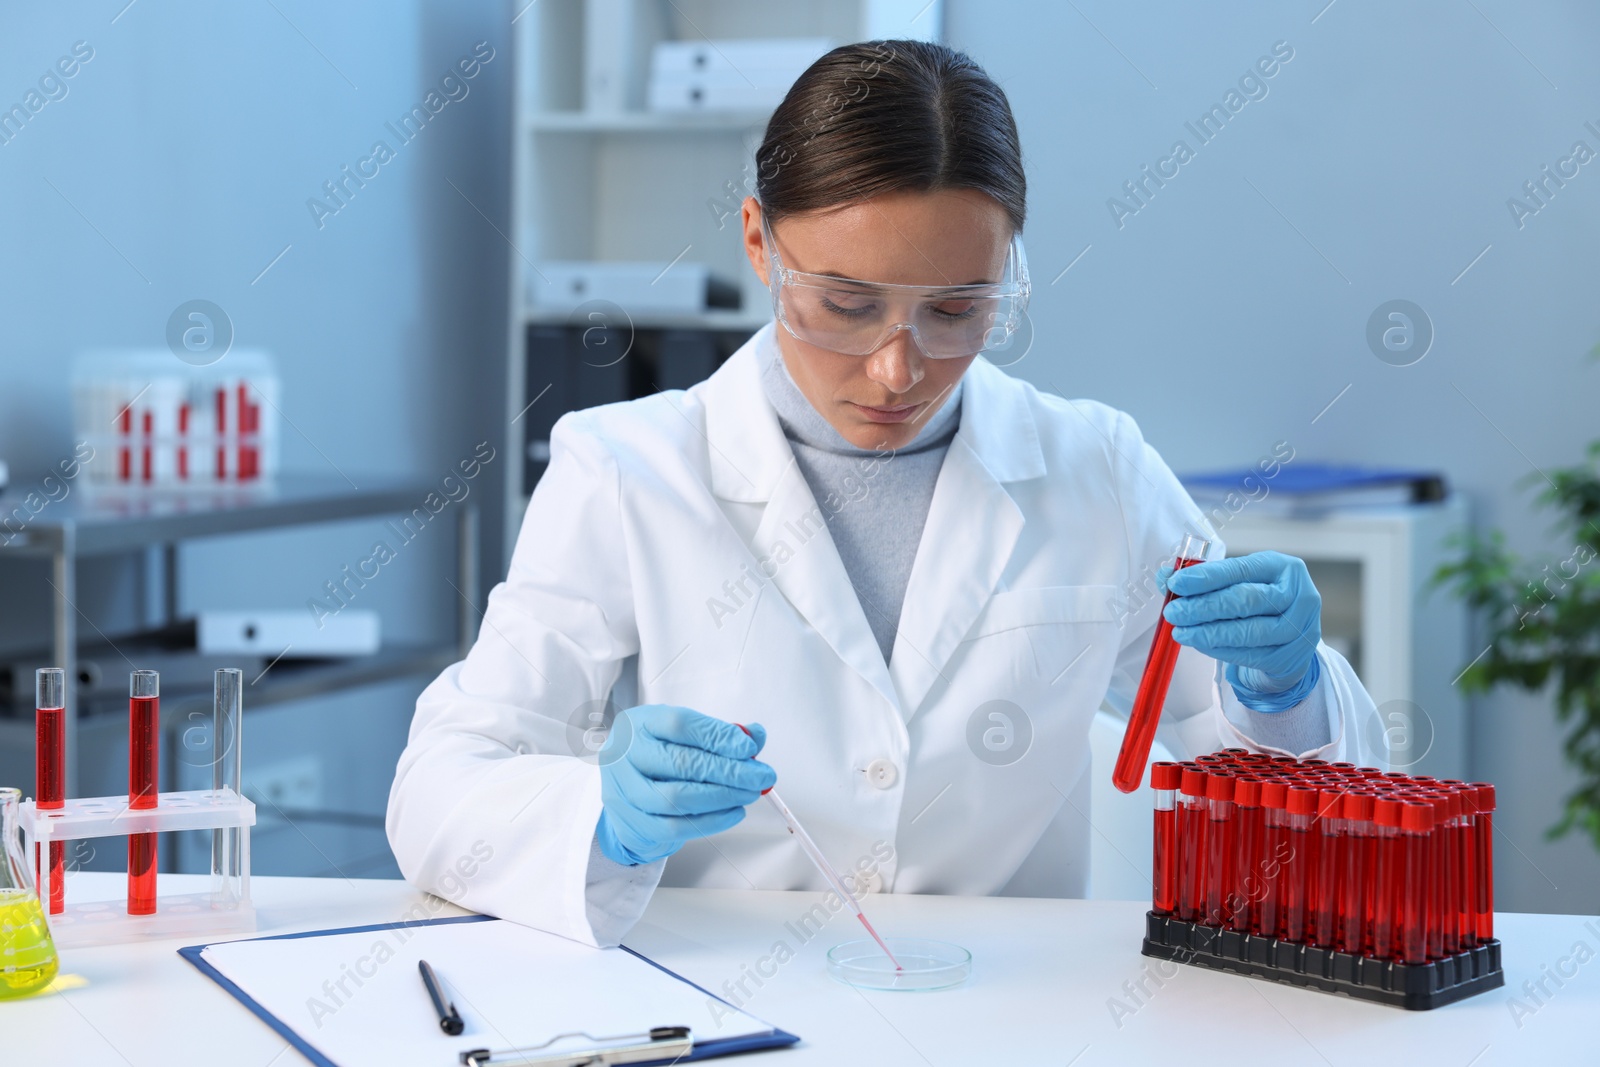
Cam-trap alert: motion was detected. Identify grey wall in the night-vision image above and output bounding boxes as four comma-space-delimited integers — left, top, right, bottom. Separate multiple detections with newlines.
948, 0, 1600, 914
0, 1, 511, 876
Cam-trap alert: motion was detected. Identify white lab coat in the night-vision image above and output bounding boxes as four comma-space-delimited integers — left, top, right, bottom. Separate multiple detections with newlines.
386, 322, 1376, 948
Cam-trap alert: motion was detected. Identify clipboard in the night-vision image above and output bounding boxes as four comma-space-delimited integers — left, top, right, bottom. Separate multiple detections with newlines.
179, 913, 800, 1066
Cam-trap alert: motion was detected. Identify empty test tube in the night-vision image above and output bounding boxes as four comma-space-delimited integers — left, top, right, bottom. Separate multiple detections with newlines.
212, 669, 244, 896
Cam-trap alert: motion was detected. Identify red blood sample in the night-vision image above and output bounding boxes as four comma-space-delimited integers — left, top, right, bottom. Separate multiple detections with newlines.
1470, 783, 1495, 943
1281, 786, 1318, 943
35, 669, 66, 915
1112, 539, 1209, 793
1338, 792, 1374, 955
128, 672, 159, 915
1151, 762, 1181, 916
1312, 786, 1349, 949
1255, 779, 1288, 938
1177, 766, 1209, 922
1204, 773, 1236, 927
1399, 801, 1433, 964
1229, 777, 1262, 933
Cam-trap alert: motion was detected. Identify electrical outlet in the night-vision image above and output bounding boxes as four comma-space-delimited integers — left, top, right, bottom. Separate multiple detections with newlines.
246, 755, 324, 816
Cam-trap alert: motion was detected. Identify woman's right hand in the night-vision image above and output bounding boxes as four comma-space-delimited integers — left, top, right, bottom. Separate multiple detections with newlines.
594, 705, 776, 866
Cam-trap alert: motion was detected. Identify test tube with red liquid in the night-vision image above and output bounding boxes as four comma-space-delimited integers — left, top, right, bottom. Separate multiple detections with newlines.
1228, 777, 1262, 933
1311, 787, 1345, 948
1398, 801, 1433, 964
1112, 533, 1212, 793
1203, 773, 1236, 926
1469, 783, 1495, 944
35, 668, 66, 914
128, 669, 159, 915
1176, 766, 1208, 922
1338, 791, 1374, 955
1151, 762, 1180, 916
1253, 780, 1287, 938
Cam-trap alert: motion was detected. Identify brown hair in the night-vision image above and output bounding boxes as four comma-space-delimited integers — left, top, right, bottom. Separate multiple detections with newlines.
755, 39, 1026, 233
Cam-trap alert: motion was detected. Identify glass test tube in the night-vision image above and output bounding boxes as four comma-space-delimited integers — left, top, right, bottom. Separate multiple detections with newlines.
1254, 780, 1287, 938
1151, 762, 1180, 916
1371, 797, 1402, 959
35, 669, 66, 915
1399, 801, 1433, 964
1338, 792, 1374, 955
1176, 766, 1208, 922
1280, 786, 1317, 942
1228, 777, 1262, 933
1311, 787, 1345, 949
1470, 783, 1495, 944
1429, 791, 1458, 957
1204, 773, 1236, 927
1439, 779, 1474, 950
1112, 533, 1212, 793
128, 670, 159, 915
212, 669, 244, 897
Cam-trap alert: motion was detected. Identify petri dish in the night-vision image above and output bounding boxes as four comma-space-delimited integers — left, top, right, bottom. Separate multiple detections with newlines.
826, 938, 971, 991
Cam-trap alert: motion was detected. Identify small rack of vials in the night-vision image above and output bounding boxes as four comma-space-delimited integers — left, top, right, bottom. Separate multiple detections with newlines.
1141, 751, 1503, 1009
20, 667, 256, 948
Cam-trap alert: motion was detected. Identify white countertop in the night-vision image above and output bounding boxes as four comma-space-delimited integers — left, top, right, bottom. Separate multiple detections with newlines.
9, 872, 1596, 1065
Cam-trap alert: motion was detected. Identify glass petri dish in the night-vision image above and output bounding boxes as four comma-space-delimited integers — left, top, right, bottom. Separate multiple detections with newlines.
826, 938, 971, 991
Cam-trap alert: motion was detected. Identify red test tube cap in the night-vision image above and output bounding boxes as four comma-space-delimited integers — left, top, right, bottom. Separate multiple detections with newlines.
1207, 773, 1236, 801
1234, 778, 1262, 807
1286, 786, 1319, 816
1470, 782, 1497, 812
1374, 797, 1404, 828
1401, 802, 1434, 833
1316, 788, 1347, 819
1181, 767, 1209, 797
1342, 792, 1374, 822
1260, 780, 1288, 810
1150, 762, 1183, 791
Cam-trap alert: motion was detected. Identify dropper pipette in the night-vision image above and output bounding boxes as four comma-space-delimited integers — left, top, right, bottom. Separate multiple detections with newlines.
737, 725, 902, 970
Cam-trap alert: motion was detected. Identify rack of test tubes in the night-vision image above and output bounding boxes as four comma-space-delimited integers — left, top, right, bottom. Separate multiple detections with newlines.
1140, 752, 1502, 1010
19, 667, 256, 948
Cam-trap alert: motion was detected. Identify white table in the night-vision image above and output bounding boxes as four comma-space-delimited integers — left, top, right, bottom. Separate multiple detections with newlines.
11, 873, 1596, 1065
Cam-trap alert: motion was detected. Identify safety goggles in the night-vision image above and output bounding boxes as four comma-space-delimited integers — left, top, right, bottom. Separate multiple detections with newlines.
761, 210, 1030, 359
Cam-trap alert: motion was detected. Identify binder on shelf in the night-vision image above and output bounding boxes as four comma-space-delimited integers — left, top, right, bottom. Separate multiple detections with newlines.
1180, 463, 1447, 514
180, 913, 799, 1067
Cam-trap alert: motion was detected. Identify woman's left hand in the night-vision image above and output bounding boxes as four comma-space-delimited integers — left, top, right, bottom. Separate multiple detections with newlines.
1158, 550, 1322, 697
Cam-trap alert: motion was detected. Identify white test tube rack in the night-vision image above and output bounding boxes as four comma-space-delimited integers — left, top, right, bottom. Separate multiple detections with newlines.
19, 788, 256, 948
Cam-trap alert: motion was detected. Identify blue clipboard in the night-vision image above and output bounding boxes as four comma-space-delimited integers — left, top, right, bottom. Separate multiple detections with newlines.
179, 913, 800, 1066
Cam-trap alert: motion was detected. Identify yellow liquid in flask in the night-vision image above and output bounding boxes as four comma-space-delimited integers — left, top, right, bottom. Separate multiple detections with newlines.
0, 888, 58, 997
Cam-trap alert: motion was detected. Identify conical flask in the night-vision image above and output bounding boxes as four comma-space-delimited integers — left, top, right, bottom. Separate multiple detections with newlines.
0, 786, 59, 997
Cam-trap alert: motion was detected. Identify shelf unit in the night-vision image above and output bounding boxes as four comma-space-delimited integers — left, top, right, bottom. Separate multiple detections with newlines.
504, 0, 944, 562
0, 476, 478, 798
1213, 498, 1471, 778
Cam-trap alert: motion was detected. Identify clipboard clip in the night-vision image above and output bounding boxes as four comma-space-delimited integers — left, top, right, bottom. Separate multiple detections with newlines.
459, 1025, 692, 1067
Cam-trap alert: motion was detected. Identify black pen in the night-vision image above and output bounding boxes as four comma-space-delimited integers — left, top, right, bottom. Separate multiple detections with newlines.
419, 959, 465, 1036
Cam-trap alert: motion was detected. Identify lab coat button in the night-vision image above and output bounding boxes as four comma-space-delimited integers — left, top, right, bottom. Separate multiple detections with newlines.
865, 759, 898, 789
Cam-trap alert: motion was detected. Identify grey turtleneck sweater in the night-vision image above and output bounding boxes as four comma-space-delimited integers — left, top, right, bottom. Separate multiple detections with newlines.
759, 336, 962, 663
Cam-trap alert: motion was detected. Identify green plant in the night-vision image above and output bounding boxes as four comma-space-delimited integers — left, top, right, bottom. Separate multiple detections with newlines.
1432, 439, 1600, 848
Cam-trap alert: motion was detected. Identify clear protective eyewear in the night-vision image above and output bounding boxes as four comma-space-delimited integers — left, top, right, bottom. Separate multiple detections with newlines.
761, 210, 1030, 360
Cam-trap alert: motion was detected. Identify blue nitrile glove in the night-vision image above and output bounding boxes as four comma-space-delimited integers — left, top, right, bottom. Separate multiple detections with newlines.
593, 705, 776, 866
1158, 550, 1324, 713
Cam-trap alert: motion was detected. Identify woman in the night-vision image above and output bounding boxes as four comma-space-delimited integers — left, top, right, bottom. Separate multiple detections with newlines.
386, 40, 1376, 947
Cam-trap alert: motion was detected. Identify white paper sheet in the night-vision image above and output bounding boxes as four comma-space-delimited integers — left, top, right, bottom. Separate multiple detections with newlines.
198, 917, 774, 1066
